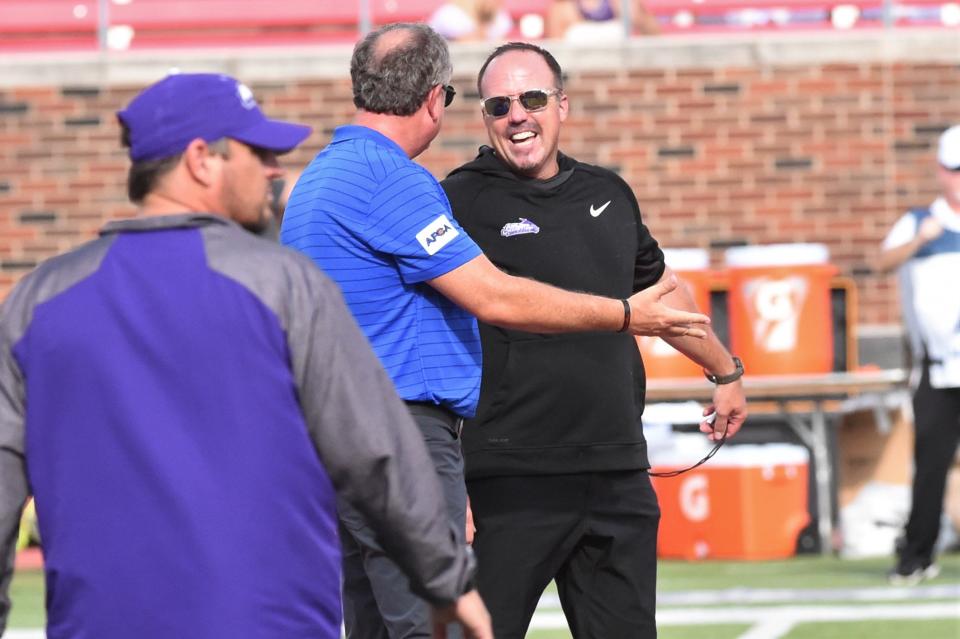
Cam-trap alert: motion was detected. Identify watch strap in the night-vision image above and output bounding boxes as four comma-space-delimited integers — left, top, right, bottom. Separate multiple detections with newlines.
705, 356, 744, 385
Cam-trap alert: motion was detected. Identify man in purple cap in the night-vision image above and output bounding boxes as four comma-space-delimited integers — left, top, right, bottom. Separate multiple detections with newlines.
0, 72, 491, 639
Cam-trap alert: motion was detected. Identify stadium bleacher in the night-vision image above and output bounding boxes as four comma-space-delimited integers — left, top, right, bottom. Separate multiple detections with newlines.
0, 0, 956, 51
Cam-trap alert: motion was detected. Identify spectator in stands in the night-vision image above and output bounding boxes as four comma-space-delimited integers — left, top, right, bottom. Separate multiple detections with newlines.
878, 124, 960, 586
0, 72, 491, 639
546, 0, 660, 40
429, 0, 514, 42
280, 22, 712, 639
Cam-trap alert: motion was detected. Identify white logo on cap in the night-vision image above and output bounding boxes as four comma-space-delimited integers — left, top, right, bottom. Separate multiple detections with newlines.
236, 83, 257, 110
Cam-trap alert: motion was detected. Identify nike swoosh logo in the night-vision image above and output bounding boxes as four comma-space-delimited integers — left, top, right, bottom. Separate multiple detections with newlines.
589, 201, 611, 217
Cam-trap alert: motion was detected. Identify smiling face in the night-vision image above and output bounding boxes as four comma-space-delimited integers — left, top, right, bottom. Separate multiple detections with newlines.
479, 50, 568, 180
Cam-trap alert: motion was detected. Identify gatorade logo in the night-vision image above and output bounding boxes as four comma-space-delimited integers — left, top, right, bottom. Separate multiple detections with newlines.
743, 276, 808, 352
680, 474, 710, 522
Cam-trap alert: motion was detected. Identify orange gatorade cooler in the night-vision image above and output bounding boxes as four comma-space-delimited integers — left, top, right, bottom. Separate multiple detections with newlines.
650, 443, 810, 560
724, 244, 837, 375
638, 248, 712, 379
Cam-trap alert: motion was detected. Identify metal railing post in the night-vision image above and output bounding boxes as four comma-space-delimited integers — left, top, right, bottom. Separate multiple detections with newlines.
882, 0, 894, 29
621, 0, 633, 39
97, 0, 110, 50
358, 0, 372, 36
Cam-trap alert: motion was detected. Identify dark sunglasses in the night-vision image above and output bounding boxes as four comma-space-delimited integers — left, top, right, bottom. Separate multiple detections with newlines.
481, 89, 560, 118
442, 84, 456, 108
246, 143, 277, 164
220, 140, 277, 165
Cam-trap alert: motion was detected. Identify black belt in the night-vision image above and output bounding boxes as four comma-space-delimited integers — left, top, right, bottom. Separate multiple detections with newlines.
404, 401, 464, 438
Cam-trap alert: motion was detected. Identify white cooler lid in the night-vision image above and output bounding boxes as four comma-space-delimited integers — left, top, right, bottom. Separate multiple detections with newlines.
663, 247, 709, 271
724, 243, 829, 267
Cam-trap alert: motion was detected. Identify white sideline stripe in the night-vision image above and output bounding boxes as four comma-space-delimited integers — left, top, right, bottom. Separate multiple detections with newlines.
536, 584, 960, 610
736, 618, 796, 639
658, 584, 960, 605
4, 632, 43, 639
527, 602, 960, 629
658, 603, 960, 625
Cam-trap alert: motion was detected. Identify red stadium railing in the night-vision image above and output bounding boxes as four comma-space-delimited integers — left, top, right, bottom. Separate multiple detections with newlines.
0, 0, 956, 52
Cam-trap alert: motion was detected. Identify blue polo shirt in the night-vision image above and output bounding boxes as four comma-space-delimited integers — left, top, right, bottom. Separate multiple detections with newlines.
281, 126, 483, 417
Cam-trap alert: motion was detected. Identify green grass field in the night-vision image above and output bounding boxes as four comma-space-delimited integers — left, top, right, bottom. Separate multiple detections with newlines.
658, 553, 959, 591
529, 553, 960, 638
9, 553, 960, 637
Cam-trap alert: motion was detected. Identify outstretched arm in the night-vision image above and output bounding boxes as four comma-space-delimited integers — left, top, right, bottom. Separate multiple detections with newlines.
428, 254, 710, 337
432, 590, 493, 639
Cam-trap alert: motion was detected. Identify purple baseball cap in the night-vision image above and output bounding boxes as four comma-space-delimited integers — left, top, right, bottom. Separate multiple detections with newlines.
117, 73, 311, 162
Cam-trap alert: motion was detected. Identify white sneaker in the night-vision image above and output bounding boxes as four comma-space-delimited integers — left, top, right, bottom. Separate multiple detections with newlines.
887, 562, 940, 586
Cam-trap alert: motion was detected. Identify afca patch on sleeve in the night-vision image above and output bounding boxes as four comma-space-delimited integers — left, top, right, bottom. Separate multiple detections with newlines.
416, 214, 460, 256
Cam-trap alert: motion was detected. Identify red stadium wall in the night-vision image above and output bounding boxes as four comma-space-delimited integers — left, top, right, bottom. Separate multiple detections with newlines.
1, 31, 958, 335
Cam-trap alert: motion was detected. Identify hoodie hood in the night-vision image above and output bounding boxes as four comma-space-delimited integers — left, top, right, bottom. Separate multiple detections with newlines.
447, 146, 577, 187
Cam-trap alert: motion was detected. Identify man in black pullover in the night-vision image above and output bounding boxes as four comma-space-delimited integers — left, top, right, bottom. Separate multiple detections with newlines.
441, 42, 748, 638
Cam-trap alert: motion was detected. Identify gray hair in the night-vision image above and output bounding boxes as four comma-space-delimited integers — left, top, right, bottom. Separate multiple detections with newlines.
350, 23, 452, 117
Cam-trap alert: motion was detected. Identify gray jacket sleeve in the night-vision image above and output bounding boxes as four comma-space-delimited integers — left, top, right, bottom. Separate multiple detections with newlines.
0, 291, 30, 634
201, 226, 473, 607
0, 236, 113, 633
288, 266, 471, 606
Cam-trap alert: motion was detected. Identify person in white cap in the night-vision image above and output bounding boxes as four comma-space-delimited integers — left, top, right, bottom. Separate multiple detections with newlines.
878, 124, 960, 585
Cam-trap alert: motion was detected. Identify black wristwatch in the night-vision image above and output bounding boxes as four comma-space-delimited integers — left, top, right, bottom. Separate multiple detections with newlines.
704, 356, 744, 385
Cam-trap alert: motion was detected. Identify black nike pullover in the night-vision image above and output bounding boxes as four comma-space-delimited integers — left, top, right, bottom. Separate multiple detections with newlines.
442, 147, 666, 479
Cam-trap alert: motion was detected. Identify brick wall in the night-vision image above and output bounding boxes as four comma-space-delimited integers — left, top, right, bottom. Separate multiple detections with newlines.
1, 32, 958, 341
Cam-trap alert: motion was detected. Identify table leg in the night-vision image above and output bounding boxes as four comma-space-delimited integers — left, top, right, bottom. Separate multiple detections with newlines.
781, 401, 834, 554
808, 403, 834, 554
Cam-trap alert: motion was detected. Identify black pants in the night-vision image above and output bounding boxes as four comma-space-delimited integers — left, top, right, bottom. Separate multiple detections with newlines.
467, 469, 661, 639
899, 368, 960, 568
340, 403, 466, 639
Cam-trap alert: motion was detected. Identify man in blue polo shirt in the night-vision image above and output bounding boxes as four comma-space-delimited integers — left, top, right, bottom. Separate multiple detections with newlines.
0, 72, 491, 639
281, 23, 712, 639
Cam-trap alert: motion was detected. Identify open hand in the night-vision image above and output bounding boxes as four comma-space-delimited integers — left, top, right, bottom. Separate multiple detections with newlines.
433, 590, 493, 639
627, 275, 711, 338
700, 380, 747, 441
918, 216, 944, 243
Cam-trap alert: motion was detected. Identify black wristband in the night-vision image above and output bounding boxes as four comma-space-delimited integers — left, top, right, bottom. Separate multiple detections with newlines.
618, 299, 631, 333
